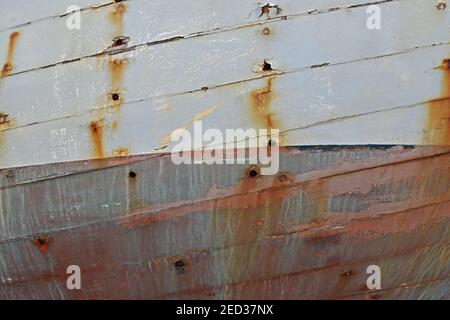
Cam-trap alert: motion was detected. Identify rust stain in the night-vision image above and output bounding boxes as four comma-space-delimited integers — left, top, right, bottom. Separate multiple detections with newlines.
0, 113, 15, 131
426, 58, 450, 145
111, 120, 119, 131
113, 146, 130, 157
88, 120, 106, 159
108, 58, 128, 107
1, 31, 20, 78
33, 237, 49, 254
249, 77, 281, 132
108, 2, 128, 36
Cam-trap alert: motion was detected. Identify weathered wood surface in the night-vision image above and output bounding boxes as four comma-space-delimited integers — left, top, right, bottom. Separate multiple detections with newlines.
0, 0, 405, 72
0, 146, 448, 299
0, 0, 113, 31
0, 0, 449, 169
0, 1, 449, 300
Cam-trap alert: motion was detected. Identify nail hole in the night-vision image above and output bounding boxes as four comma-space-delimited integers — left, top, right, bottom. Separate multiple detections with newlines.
436, 1, 447, 10
111, 36, 130, 48
129, 171, 137, 178
262, 60, 273, 71
341, 271, 355, 278
249, 169, 259, 178
112, 93, 120, 101
5, 170, 14, 178
174, 260, 185, 268
262, 27, 271, 35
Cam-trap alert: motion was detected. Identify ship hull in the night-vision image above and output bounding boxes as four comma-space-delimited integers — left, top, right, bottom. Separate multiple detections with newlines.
0, 0, 449, 299
0, 145, 449, 299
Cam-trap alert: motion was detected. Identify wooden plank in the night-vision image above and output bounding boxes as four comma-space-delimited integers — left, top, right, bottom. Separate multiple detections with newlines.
0, 43, 448, 169
1, 146, 449, 244
1, 0, 446, 127
0, 0, 404, 73
0, 199, 448, 299
0, 0, 113, 31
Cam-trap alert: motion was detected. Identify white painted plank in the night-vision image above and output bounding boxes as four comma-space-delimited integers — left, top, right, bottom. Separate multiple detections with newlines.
0, 0, 113, 31
0, 0, 422, 75
0, 0, 448, 130
0, 44, 447, 169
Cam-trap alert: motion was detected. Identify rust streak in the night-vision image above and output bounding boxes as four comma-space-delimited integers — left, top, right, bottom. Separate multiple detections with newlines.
108, 2, 128, 37
249, 77, 280, 131
1, 31, 20, 78
426, 58, 450, 145
108, 58, 128, 106
88, 120, 106, 159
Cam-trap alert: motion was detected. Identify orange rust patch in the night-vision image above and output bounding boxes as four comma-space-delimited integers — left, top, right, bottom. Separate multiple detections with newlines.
426, 58, 450, 145
0, 113, 15, 131
249, 77, 280, 131
33, 238, 49, 254
1, 31, 20, 77
88, 120, 106, 159
112, 146, 130, 157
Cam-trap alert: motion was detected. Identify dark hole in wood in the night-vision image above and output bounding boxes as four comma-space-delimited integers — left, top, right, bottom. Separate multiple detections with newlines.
263, 60, 273, 71
249, 169, 258, 178
174, 260, 185, 268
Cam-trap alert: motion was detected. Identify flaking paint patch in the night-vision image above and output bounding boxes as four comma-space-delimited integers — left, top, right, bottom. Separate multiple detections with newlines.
1, 31, 20, 78
0, 113, 15, 131
113, 146, 130, 157
88, 120, 106, 159
426, 58, 450, 145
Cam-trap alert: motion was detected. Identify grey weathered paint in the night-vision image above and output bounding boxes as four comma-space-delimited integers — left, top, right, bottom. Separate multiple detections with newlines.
0, 146, 449, 299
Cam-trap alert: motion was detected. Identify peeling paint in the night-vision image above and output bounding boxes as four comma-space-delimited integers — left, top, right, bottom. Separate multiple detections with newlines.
113, 146, 130, 157
0, 113, 15, 131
